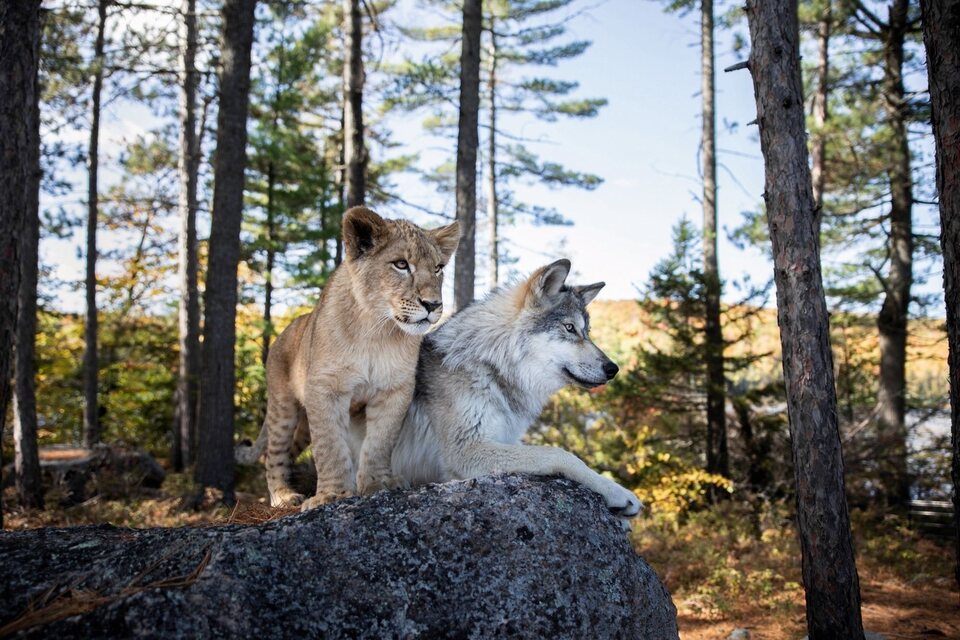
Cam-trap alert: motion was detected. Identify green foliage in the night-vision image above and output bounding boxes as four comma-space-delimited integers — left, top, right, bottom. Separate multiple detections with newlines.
388, 0, 604, 239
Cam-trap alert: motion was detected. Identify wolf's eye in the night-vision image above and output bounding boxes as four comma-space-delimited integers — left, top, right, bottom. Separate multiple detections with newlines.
563, 323, 576, 334
392, 260, 409, 271
435, 264, 444, 274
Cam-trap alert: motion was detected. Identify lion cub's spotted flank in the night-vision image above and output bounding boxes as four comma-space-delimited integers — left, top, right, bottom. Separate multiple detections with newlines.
236, 207, 459, 510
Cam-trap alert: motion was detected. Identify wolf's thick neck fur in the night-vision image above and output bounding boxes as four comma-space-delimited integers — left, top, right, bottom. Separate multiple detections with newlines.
430, 284, 562, 412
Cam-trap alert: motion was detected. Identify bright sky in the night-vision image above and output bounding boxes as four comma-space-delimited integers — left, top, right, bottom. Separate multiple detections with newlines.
40, 0, 943, 312
385, 0, 772, 301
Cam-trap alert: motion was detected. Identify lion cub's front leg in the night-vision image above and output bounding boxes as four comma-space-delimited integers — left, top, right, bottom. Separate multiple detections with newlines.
356, 383, 413, 495
300, 390, 355, 512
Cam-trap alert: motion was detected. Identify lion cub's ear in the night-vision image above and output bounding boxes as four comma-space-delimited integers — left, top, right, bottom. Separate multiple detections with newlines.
431, 221, 460, 262
523, 259, 571, 306
343, 207, 388, 261
574, 282, 604, 306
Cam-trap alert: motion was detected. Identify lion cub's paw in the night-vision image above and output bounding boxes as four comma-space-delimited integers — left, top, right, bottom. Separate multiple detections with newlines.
270, 490, 305, 508
356, 467, 403, 495
299, 490, 348, 512
599, 480, 644, 519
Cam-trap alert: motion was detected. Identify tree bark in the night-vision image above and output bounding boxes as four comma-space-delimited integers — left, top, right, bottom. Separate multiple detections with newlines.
174, 0, 201, 472
263, 162, 275, 367
334, 108, 345, 267
1, 0, 43, 525
810, 0, 830, 239
876, 0, 913, 509
454, 0, 482, 310
701, 0, 727, 487
13, 11, 44, 510
195, 0, 258, 501
919, 0, 960, 593
485, 23, 498, 290
742, 0, 865, 636
342, 0, 365, 209
83, 0, 109, 449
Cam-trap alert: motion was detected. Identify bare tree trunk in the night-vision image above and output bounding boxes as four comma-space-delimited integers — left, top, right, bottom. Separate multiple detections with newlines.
14, 14, 44, 509
741, 0, 864, 635
810, 0, 830, 240
334, 109, 345, 267
485, 23, 498, 290
919, 0, 960, 593
1, 0, 43, 524
342, 0, 365, 208
263, 162, 275, 367
174, 0, 200, 472
876, 0, 913, 509
454, 0, 482, 310
83, 0, 109, 449
195, 0, 258, 502
701, 0, 727, 488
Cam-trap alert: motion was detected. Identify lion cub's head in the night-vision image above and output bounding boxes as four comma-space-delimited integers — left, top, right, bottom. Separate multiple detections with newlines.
342, 206, 460, 336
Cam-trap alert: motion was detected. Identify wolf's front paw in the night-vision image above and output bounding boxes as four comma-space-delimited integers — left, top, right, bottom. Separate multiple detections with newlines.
599, 480, 644, 518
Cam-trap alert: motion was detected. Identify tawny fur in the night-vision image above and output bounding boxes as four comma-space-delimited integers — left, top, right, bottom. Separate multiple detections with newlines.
236, 206, 459, 510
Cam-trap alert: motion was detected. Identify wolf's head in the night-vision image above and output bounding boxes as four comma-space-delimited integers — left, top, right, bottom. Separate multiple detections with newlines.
342, 206, 460, 335
516, 259, 619, 389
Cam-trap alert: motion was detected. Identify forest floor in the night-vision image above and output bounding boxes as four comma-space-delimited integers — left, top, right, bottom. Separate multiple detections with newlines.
3, 469, 957, 640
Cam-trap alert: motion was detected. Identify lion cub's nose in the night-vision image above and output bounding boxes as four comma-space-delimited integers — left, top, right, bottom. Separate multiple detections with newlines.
419, 298, 442, 313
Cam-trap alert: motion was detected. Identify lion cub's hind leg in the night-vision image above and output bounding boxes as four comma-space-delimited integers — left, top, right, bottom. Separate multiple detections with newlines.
264, 395, 306, 508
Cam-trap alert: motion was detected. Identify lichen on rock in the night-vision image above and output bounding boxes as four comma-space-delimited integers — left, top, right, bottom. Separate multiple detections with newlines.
0, 474, 678, 639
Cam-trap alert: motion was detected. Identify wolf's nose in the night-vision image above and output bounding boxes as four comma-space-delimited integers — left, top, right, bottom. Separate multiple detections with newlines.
603, 361, 619, 380
420, 298, 442, 313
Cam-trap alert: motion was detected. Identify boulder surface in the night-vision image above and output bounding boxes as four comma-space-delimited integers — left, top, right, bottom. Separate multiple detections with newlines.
0, 474, 678, 639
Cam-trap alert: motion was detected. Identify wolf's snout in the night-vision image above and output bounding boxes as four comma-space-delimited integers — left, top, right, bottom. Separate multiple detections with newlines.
419, 298, 441, 313
602, 361, 619, 380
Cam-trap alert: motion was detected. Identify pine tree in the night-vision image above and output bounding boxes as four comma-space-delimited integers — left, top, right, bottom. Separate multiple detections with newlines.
244, 5, 341, 365
455, 0, 482, 308
196, 0, 258, 503
738, 0, 865, 632
1, 0, 44, 525
919, 0, 960, 589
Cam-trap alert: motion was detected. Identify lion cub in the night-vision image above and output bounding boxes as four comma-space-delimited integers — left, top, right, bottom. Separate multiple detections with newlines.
238, 206, 459, 510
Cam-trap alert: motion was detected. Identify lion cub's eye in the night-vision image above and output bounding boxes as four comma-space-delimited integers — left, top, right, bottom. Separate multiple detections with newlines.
563, 323, 576, 334
435, 264, 444, 274
392, 260, 409, 271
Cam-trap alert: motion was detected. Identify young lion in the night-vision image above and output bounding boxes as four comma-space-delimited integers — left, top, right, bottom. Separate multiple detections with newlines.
237, 206, 459, 510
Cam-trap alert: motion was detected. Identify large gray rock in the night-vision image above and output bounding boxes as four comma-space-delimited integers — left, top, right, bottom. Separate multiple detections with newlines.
0, 474, 678, 639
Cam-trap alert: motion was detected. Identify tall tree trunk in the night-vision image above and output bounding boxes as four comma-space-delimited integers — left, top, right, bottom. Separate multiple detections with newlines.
14, 12, 44, 509
742, 0, 864, 636
454, 0, 482, 310
485, 23, 498, 290
83, 0, 108, 449
701, 0, 727, 487
876, 0, 913, 509
919, 0, 960, 593
263, 162, 275, 367
195, 0, 258, 502
334, 109, 345, 267
1, 0, 43, 525
174, 0, 201, 472
810, 0, 830, 240
342, 0, 365, 208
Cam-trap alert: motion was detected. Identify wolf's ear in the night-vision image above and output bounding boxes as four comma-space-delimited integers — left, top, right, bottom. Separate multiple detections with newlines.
575, 282, 604, 306
526, 259, 571, 304
431, 221, 460, 262
343, 207, 387, 261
